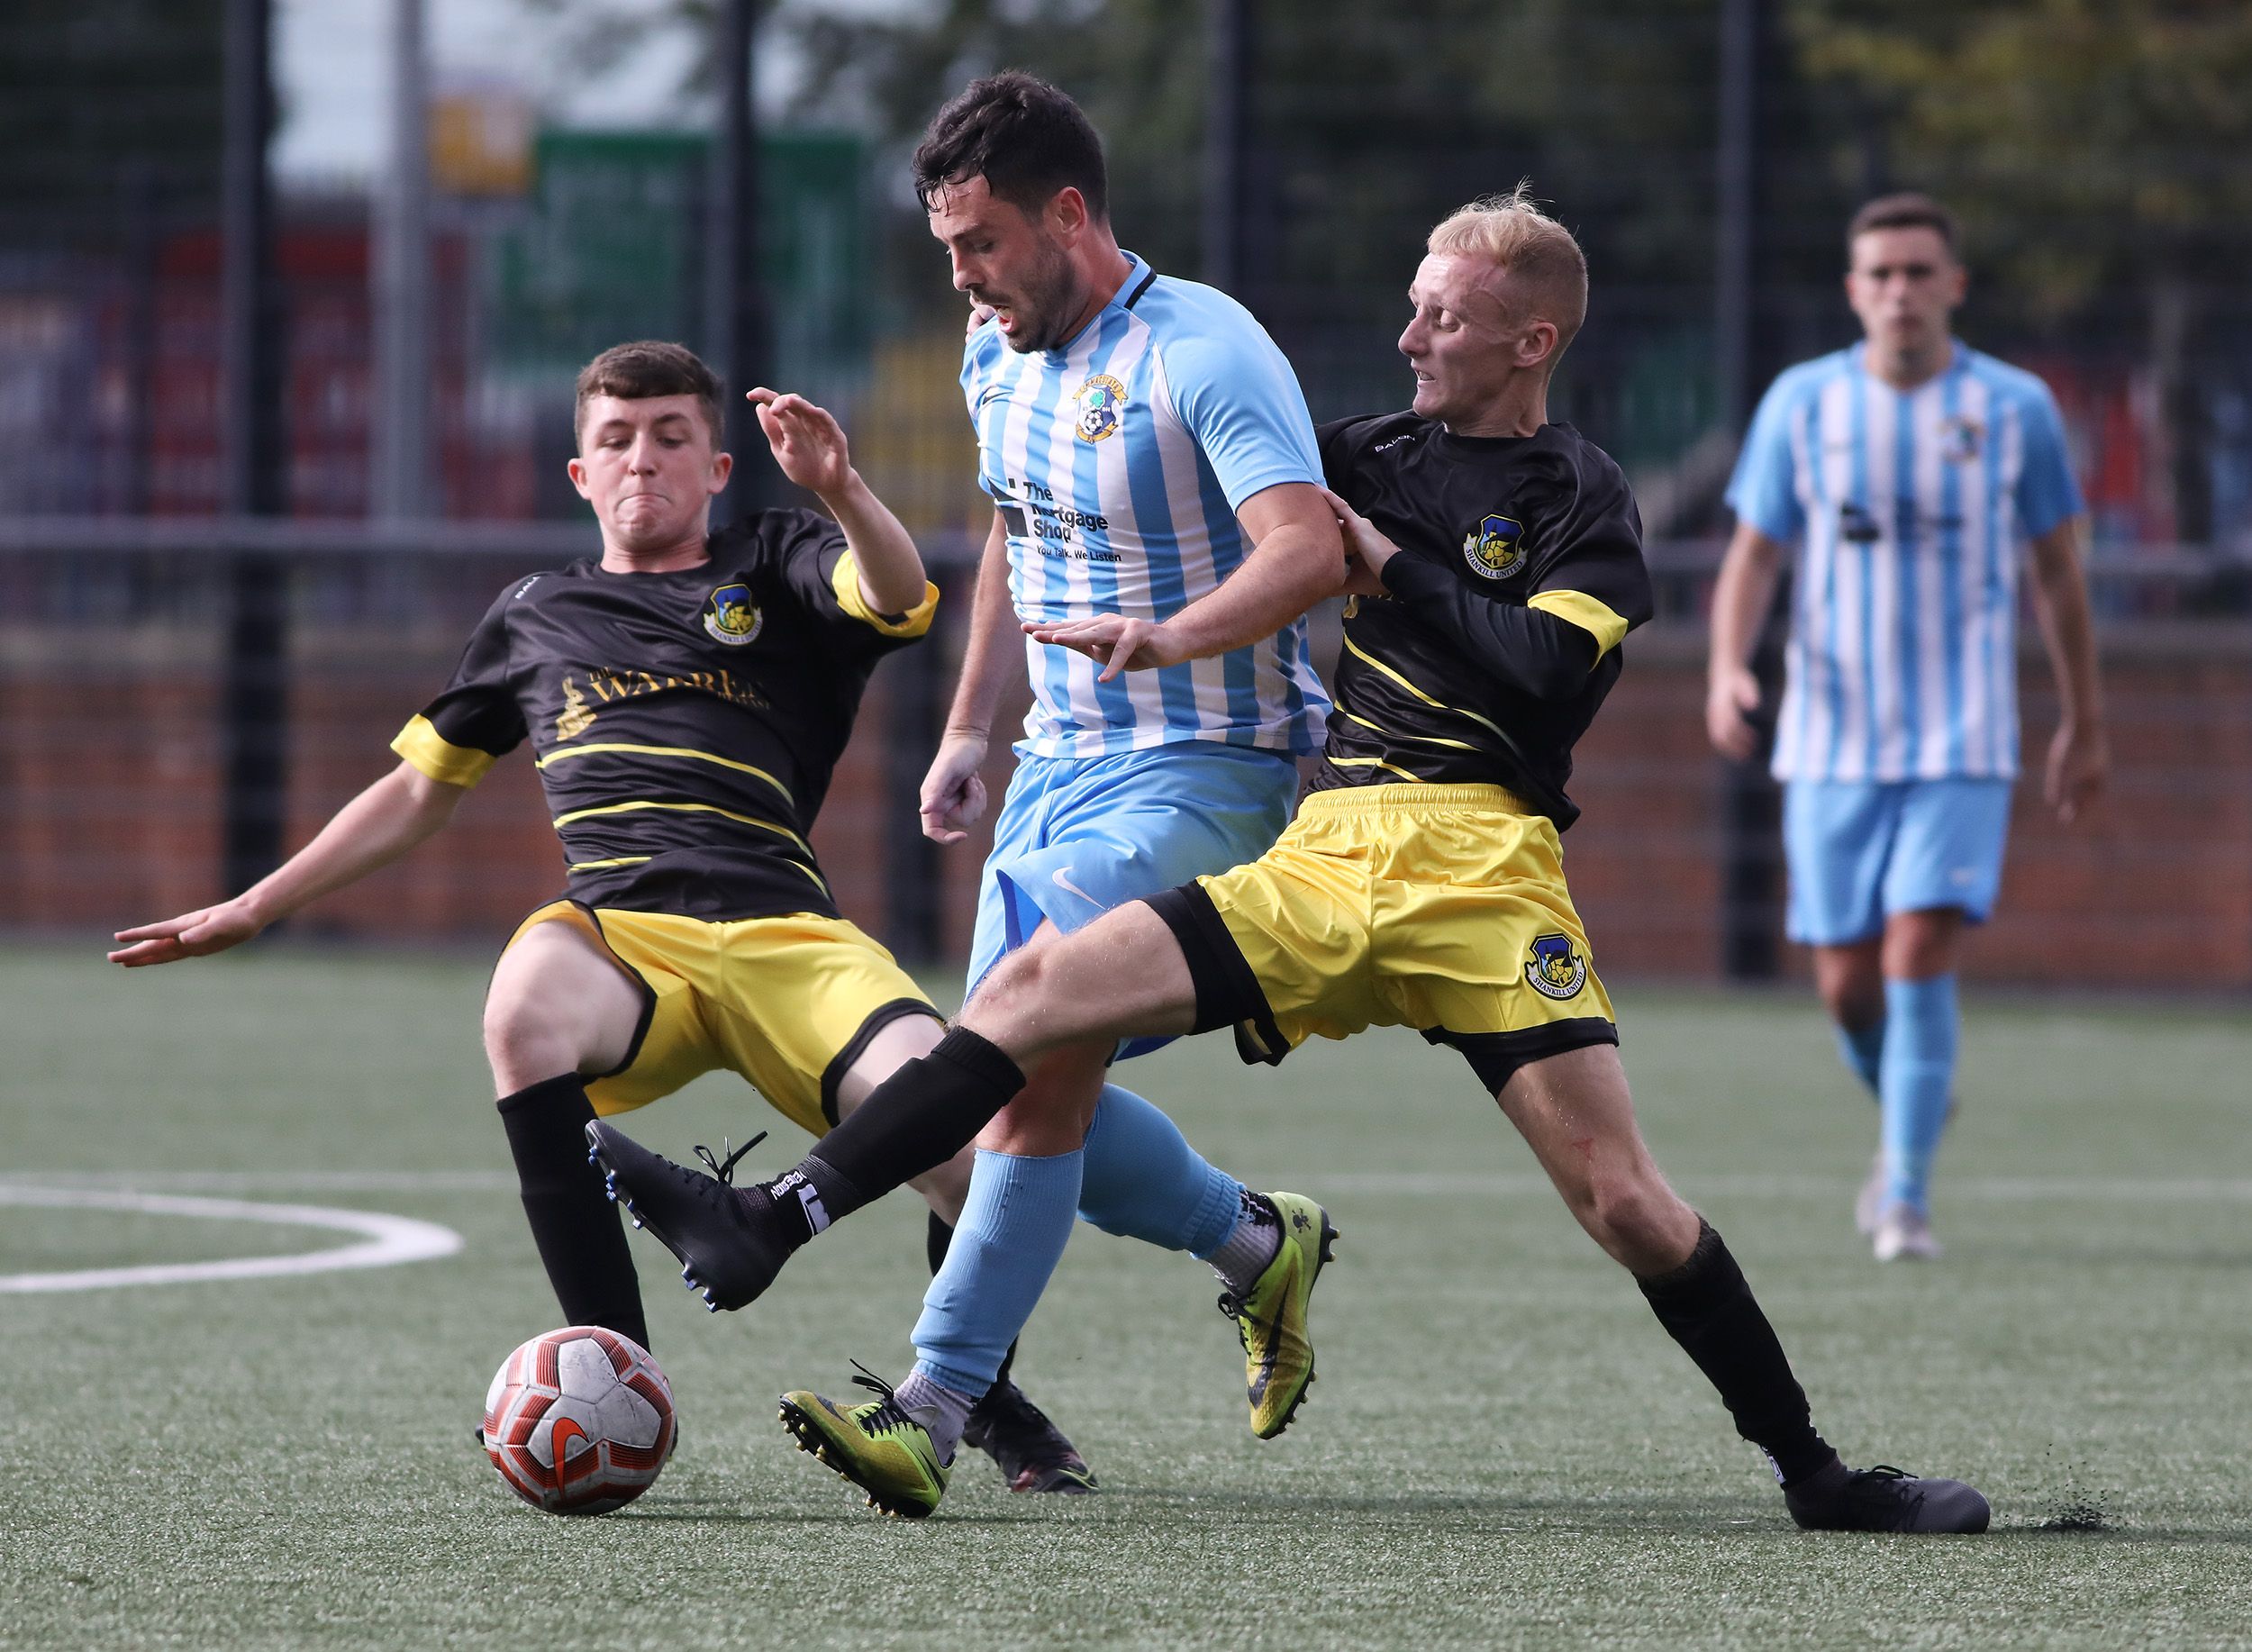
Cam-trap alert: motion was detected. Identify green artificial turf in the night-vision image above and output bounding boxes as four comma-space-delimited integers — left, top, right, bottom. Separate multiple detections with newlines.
4, 940, 2248, 1648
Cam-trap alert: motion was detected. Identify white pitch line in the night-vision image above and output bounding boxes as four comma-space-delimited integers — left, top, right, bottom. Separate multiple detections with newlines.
1300, 1172, 2252, 1203
0, 1185, 464, 1293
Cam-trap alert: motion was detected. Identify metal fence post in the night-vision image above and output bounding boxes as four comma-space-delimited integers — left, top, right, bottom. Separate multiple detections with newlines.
1714, 0, 1782, 981
220, 0, 288, 901
708, 0, 769, 525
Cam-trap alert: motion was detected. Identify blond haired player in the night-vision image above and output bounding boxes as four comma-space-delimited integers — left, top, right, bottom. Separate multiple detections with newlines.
593, 195, 1993, 1533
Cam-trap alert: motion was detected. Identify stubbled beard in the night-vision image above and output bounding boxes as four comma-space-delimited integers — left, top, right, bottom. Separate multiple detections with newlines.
997, 241, 1079, 354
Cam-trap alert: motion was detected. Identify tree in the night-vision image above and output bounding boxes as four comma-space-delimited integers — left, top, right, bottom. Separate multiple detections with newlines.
1790, 0, 2252, 540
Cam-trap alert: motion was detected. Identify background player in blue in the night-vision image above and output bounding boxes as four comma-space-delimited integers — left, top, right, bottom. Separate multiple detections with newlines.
1707, 193, 2108, 1262
894, 75, 1342, 1479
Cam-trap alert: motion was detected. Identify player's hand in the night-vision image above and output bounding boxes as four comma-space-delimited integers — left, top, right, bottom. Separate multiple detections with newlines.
2046, 719, 2108, 824
1705, 666, 1764, 762
920, 731, 991, 844
1022, 613, 1184, 681
1317, 486, 1395, 595
967, 303, 997, 337
749, 388, 853, 497
108, 900, 267, 967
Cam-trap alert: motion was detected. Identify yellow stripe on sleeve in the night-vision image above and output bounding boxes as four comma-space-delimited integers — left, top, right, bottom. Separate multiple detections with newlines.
391, 714, 496, 788
1527, 590, 1630, 660
831, 549, 939, 638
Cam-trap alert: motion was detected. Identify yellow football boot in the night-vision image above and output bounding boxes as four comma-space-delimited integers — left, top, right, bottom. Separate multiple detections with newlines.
777, 1366, 950, 1520
1220, 1192, 1338, 1439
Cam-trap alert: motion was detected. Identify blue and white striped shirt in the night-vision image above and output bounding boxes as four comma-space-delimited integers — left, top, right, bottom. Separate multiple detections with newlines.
962, 251, 1331, 758
1727, 341, 2084, 783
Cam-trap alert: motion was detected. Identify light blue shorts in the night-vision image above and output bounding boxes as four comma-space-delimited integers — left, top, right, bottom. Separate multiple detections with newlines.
969, 742, 1299, 1058
1783, 777, 2014, 947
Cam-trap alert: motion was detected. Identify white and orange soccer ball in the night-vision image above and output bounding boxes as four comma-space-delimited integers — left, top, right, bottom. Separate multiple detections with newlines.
482, 1326, 676, 1515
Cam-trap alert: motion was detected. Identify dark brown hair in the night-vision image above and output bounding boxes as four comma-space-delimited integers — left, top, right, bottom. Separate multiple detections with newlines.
574, 341, 722, 447
1847, 192, 1960, 259
912, 71, 1107, 220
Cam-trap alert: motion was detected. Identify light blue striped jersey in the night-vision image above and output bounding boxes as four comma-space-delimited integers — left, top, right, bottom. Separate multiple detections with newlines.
1727, 341, 2084, 783
961, 250, 1332, 758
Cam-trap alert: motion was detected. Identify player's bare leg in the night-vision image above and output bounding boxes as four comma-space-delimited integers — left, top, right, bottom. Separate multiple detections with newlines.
1494, 1042, 1987, 1531
483, 919, 656, 1349
1494, 1044, 1701, 1275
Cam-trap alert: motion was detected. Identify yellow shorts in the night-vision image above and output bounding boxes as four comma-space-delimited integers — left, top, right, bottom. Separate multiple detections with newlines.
504, 903, 940, 1140
1148, 784, 1617, 1093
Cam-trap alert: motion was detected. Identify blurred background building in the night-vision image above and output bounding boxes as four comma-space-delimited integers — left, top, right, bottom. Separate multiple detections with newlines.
3, 0, 2247, 990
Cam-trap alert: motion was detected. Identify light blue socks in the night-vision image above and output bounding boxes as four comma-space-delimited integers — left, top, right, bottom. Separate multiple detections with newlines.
1879, 975, 1957, 1214
912, 1148, 1084, 1399
1076, 1085, 1243, 1257
909, 1085, 1247, 1407
1833, 1018, 1885, 1098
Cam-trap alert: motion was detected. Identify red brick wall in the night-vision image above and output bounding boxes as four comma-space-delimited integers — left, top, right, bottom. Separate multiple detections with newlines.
7, 619, 2247, 991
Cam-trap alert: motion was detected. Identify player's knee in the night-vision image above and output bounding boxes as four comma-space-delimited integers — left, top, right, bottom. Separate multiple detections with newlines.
482, 989, 579, 1085
969, 943, 1058, 1029
1587, 1168, 1692, 1271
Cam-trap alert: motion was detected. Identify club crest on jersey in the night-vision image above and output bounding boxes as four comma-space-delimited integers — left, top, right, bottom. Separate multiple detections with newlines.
1524, 932, 1588, 1001
1462, 514, 1526, 579
1941, 415, 1984, 463
1075, 374, 1128, 442
701, 582, 763, 647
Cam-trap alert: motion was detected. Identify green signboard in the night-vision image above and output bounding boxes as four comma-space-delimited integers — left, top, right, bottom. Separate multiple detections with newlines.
489, 128, 869, 391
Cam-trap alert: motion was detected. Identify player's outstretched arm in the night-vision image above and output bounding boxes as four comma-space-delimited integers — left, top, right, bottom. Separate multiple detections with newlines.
920, 511, 1018, 844
749, 387, 927, 615
1024, 481, 1343, 680
2027, 514, 2108, 823
1705, 522, 1787, 761
108, 761, 467, 967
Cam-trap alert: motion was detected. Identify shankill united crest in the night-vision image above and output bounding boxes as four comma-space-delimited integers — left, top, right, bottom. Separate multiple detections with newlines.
701, 582, 763, 646
1462, 513, 1526, 579
1524, 932, 1589, 1001
1075, 374, 1128, 442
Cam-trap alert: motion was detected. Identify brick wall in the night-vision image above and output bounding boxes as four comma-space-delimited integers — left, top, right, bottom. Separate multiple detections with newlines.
6, 614, 2247, 991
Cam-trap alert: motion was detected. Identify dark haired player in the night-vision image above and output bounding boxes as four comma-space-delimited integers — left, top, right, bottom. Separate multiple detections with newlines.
590, 73, 1354, 1508
108, 340, 1090, 1487
594, 196, 1993, 1532
1708, 193, 2105, 1262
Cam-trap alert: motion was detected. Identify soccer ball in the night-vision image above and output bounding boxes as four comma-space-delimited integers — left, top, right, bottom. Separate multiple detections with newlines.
482, 1326, 676, 1515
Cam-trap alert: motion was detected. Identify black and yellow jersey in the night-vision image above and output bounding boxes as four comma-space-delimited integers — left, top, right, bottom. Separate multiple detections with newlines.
1312, 413, 1653, 830
390, 509, 937, 921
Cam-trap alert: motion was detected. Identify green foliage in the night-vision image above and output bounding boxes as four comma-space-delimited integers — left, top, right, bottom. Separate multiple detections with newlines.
1790, 0, 2252, 313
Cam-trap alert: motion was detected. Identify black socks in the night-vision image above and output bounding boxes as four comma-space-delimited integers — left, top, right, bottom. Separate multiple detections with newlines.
497, 1074, 649, 1351
777, 1027, 1029, 1242
1637, 1219, 1838, 1486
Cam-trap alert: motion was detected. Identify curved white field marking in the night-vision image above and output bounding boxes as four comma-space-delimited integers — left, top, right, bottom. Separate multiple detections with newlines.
0, 1185, 464, 1294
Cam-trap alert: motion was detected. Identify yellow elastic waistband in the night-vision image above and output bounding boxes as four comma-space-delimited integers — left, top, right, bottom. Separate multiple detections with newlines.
1298, 782, 1540, 818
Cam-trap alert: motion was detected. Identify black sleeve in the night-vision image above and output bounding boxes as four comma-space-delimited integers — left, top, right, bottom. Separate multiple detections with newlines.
758, 506, 936, 658
1375, 556, 1602, 701
1376, 462, 1651, 703
417, 588, 527, 757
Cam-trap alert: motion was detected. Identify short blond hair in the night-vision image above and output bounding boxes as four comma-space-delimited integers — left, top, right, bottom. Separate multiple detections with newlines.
1427, 183, 1588, 363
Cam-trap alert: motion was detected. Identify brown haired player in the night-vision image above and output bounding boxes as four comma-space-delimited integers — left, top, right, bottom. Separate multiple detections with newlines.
108, 340, 1094, 1490
594, 196, 1994, 1532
